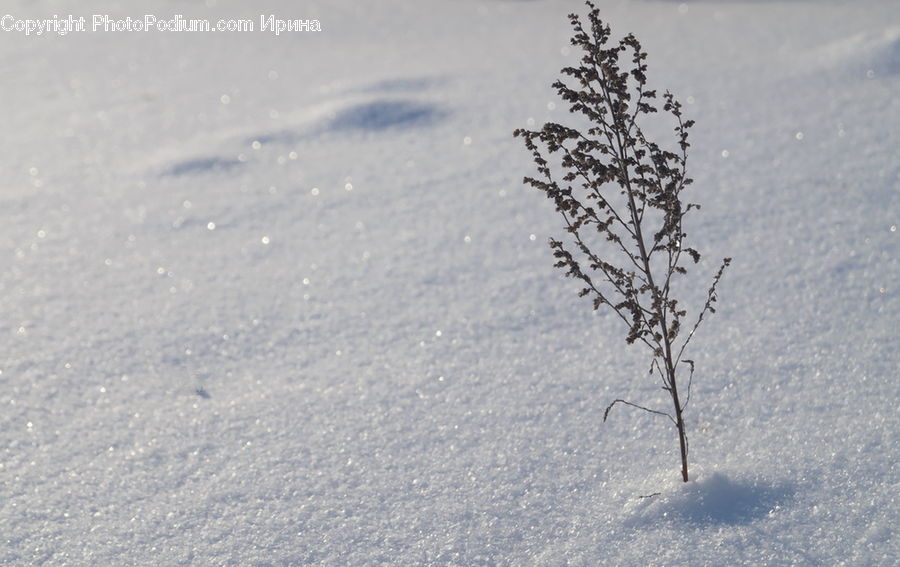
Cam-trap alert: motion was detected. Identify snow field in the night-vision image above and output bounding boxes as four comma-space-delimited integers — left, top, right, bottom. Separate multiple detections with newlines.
1, 0, 897, 564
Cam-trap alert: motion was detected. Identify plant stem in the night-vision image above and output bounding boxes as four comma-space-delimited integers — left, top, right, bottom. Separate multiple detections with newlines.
603, 79, 690, 483
670, 369, 689, 482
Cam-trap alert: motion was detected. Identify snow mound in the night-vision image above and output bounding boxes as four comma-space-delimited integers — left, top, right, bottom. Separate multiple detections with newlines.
163, 156, 243, 177
355, 75, 449, 94
816, 26, 900, 77
325, 99, 447, 133
626, 472, 795, 527
241, 97, 446, 147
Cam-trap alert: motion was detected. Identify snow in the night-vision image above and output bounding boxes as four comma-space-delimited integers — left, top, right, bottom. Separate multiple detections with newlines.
1, 0, 897, 564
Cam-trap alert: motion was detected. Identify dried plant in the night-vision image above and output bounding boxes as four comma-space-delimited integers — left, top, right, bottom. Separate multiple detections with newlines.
514, 2, 730, 482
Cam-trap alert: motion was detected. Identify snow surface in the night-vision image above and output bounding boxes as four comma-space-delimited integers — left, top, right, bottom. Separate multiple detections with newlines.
1, 0, 897, 564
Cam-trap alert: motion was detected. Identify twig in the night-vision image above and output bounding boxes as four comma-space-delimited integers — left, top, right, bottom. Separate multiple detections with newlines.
603, 399, 675, 426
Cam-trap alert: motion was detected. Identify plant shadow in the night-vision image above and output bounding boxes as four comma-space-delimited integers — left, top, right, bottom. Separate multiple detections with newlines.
625, 472, 796, 528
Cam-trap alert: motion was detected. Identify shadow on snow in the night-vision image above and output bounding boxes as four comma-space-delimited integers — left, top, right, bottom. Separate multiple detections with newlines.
626, 472, 796, 527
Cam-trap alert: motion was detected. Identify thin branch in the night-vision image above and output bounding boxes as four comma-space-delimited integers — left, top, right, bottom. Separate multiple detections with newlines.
674, 257, 731, 369
681, 359, 695, 411
603, 399, 676, 426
